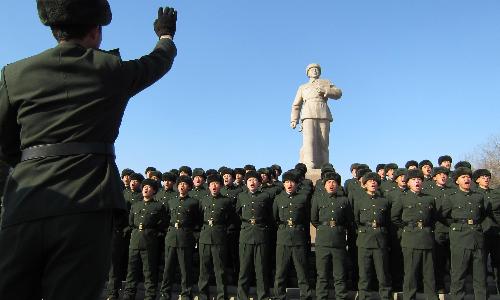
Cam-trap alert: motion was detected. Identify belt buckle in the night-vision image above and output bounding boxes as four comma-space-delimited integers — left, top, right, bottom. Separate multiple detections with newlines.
467, 219, 474, 225
417, 221, 423, 229
329, 220, 336, 227
208, 219, 214, 227
371, 220, 377, 228
139, 223, 144, 231
175, 222, 180, 229
287, 219, 294, 227
250, 218, 256, 225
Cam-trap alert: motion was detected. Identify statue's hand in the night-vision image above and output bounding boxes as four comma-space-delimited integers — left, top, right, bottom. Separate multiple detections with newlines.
290, 121, 297, 129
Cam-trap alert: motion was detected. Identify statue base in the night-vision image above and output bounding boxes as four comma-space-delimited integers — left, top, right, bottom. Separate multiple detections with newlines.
305, 168, 322, 244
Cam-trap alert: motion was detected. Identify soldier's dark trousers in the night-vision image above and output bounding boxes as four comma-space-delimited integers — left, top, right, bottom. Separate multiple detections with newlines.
106, 229, 131, 298
123, 246, 160, 300
238, 243, 269, 300
486, 233, 500, 293
0, 211, 112, 300
160, 245, 194, 300
315, 246, 348, 300
357, 247, 391, 300
402, 248, 437, 300
227, 230, 240, 284
389, 228, 403, 291
198, 243, 227, 300
274, 245, 312, 300
450, 247, 487, 300
434, 232, 450, 292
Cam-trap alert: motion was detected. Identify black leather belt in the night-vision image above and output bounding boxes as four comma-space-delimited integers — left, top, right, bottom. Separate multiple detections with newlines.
321, 220, 342, 227
21, 142, 115, 162
204, 220, 224, 227
405, 221, 429, 229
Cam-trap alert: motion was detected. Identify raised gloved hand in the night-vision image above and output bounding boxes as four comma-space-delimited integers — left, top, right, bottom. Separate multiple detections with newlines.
154, 6, 177, 38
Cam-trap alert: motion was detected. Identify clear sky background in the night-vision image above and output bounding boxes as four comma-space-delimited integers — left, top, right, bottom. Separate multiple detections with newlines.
1, 1, 499, 181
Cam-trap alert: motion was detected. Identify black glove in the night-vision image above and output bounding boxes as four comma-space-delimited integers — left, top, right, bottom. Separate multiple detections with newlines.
154, 6, 177, 38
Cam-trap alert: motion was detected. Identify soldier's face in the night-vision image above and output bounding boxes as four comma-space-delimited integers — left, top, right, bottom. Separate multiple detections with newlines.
163, 180, 174, 190
122, 175, 131, 186
142, 185, 155, 199
456, 175, 471, 191
235, 174, 243, 183
407, 178, 423, 193
408, 165, 417, 170
395, 175, 407, 188
223, 174, 234, 186
178, 182, 190, 196
421, 165, 432, 176
324, 179, 338, 194
209, 181, 222, 196
193, 176, 205, 187
440, 161, 451, 169
246, 177, 261, 193
377, 169, 385, 179
364, 180, 378, 193
351, 169, 357, 178
284, 180, 297, 194
130, 180, 140, 191
433, 173, 448, 186
476, 175, 490, 189
261, 174, 269, 183
179, 171, 190, 177
386, 169, 395, 179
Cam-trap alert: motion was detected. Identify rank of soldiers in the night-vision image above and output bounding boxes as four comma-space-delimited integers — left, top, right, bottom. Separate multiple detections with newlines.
105, 156, 499, 300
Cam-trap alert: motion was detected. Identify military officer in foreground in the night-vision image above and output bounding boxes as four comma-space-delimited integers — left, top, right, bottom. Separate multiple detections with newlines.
236, 171, 273, 300
354, 172, 392, 300
311, 172, 353, 300
160, 175, 201, 300
198, 174, 235, 300
391, 170, 438, 300
0, 1, 177, 298
441, 167, 489, 300
122, 179, 168, 300
273, 171, 312, 300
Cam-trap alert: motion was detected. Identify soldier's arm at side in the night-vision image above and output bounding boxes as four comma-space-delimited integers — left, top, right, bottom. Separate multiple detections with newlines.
119, 38, 177, 99
272, 197, 279, 225
439, 194, 452, 226
0, 68, 21, 168
390, 196, 404, 229
310, 195, 319, 228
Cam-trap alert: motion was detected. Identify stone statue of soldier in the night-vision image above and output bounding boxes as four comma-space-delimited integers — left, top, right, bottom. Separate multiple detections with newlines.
290, 64, 342, 169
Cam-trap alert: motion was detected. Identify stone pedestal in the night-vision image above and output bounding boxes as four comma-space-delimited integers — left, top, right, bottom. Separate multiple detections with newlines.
306, 168, 321, 244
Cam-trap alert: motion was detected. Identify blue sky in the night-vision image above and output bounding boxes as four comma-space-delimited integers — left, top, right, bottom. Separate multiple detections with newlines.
1, 1, 499, 181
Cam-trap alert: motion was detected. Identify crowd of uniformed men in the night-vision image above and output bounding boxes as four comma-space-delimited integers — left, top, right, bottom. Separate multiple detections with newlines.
105, 155, 499, 300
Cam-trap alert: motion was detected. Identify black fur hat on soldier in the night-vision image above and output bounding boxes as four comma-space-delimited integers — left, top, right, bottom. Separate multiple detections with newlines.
244, 170, 261, 183
438, 155, 452, 165
323, 172, 341, 186
362, 172, 381, 185
472, 169, 491, 182
207, 174, 223, 185
176, 175, 193, 187
453, 167, 472, 182
405, 169, 424, 182
282, 171, 299, 183
37, 0, 112, 26
162, 172, 177, 182
130, 173, 144, 182
141, 178, 159, 193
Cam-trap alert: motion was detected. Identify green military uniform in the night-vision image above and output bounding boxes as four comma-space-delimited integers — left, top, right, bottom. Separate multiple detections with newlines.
311, 189, 353, 300
441, 188, 489, 300
354, 191, 392, 300
160, 194, 200, 300
123, 197, 168, 300
385, 186, 406, 292
391, 190, 438, 300
424, 180, 452, 292
198, 192, 235, 300
0, 2, 176, 297
190, 185, 208, 200
221, 183, 243, 284
273, 188, 312, 300
477, 186, 500, 292
236, 189, 273, 300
